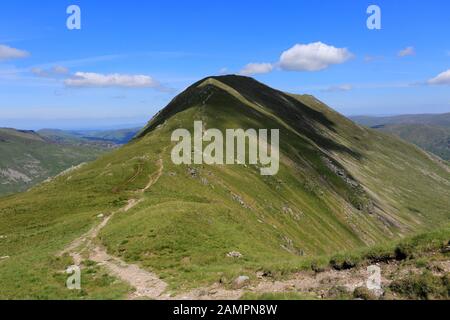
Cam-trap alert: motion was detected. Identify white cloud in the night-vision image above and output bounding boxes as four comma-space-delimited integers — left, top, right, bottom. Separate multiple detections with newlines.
398, 46, 415, 57
31, 66, 70, 78
239, 62, 273, 76
279, 42, 353, 72
65, 72, 161, 88
0, 44, 30, 61
427, 69, 450, 85
322, 84, 353, 92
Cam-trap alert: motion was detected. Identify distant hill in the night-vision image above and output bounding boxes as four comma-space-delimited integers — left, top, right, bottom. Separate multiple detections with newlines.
38, 127, 141, 146
351, 114, 450, 160
0, 76, 448, 299
0, 127, 140, 196
351, 113, 450, 127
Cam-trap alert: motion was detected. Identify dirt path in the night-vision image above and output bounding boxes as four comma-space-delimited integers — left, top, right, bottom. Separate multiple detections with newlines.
89, 158, 167, 299
61, 157, 168, 299
90, 243, 167, 299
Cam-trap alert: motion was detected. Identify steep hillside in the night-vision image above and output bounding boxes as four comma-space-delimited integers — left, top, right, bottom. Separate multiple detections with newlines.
0, 76, 449, 299
351, 113, 450, 128
374, 124, 450, 161
351, 115, 450, 161
0, 128, 108, 197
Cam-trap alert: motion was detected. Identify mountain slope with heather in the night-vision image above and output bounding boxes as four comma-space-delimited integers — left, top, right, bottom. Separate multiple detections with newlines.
0, 76, 449, 299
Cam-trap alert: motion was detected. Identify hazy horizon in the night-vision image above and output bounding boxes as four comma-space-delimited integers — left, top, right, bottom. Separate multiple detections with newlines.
1, 108, 449, 131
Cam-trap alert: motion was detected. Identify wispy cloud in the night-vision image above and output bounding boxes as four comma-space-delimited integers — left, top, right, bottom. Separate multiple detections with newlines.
321, 84, 353, 92
398, 46, 415, 57
0, 44, 30, 61
64, 72, 166, 90
31, 66, 70, 78
288, 81, 412, 93
112, 95, 127, 100
34, 54, 125, 70
427, 69, 450, 85
239, 63, 273, 76
33, 51, 202, 70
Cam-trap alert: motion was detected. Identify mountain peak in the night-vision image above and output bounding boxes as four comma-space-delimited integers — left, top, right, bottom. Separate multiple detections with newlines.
197, 74, 261, 84
136, 75, 341, 148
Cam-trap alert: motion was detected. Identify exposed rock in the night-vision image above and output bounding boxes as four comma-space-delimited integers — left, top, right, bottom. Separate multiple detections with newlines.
441, 246, 450, 254
233, 276, 250, 289
0, 168, 32, 183
187, 167, 198, 178
283, 236, 294, 247
226, 251, 243, 259
231, 192, 250, 209
97, 214, 105, 219
282, 205, 303, 220
282, 205, 293, 215
321, 157, 359, 188
43, 162, 87, 184
280, 235, 304, 256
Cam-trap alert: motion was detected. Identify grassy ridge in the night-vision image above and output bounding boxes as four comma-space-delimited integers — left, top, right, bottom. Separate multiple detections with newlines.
0, 76, 449, 298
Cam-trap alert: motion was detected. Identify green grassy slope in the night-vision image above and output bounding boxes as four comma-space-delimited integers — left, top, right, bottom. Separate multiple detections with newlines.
0, 128, 110, 197
377, 124, 450, 161
351, 115, 450, 160
0, 76, 449, 298
376, 124, 449, 161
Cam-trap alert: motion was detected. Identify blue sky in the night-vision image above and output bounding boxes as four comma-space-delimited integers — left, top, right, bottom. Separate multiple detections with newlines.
0, 0, 449, 129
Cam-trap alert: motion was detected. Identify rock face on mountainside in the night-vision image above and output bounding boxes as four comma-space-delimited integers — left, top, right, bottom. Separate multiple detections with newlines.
0, 75, 449, 298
